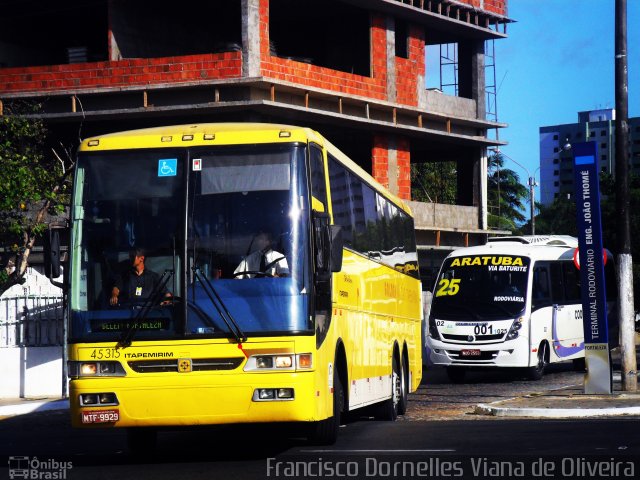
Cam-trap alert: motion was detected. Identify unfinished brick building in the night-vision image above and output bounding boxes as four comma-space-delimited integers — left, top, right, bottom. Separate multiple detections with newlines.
0, 0, 510, 284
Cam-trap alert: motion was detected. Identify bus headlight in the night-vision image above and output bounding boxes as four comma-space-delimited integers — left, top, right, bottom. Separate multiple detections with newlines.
506, 317, 523, 340
68, 361, 126, 378
244, 354, 312, 371
252, 388, 295, 401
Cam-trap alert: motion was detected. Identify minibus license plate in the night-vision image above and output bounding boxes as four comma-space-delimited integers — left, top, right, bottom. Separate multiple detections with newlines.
81, 409, 119, 424
461, 349, 481, 357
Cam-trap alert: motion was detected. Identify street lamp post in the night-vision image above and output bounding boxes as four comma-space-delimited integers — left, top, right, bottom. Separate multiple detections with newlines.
528, 176, 537, 236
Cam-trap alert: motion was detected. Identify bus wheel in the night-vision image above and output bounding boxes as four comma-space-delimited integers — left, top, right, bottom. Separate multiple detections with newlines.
446, 367, 466, 383
308, 368, 343, 445
127, 428, 157, 457
527, 342, 548, 380
397, 355, 409, 415
375, 354, 400, 421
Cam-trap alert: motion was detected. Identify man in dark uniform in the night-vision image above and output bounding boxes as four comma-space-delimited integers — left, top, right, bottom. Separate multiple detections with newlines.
109, 247, 171, 306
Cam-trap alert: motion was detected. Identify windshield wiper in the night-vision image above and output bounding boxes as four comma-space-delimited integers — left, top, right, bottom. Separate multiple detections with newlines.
193, 267, 247, 343
116, 270, 173, 349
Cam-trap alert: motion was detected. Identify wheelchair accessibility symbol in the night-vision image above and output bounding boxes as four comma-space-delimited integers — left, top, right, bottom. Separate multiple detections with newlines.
158, 158, 177, 177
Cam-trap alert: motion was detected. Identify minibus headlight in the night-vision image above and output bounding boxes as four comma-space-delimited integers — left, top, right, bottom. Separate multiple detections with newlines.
506, 317, 524, 340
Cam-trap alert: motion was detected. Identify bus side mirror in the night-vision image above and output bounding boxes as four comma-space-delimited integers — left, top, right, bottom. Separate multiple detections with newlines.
44, 228, 61, 279
313, 212, 342, 278
44, 225, 68, 290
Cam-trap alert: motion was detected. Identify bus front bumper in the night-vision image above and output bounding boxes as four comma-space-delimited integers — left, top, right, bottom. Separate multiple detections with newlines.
427, 335, 530, 368
70, 371, 323, 428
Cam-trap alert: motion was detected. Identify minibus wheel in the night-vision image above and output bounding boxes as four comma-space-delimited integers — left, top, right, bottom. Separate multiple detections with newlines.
527, 342, 548, 380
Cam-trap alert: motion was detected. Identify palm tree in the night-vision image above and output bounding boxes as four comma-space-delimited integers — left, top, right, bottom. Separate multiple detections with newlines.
487, 151, 529, 231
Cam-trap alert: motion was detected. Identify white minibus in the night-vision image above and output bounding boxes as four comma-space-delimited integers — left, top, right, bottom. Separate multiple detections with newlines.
426, 236, 617, 382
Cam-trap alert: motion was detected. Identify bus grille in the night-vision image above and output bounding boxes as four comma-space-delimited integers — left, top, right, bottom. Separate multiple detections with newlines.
128, 357, 244, 373
442, 334, 504, 342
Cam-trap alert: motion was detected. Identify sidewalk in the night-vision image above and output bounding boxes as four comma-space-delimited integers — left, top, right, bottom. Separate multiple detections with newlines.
476, 343, 640, 418
475, 373, 640, 418
0, 397, 69, 417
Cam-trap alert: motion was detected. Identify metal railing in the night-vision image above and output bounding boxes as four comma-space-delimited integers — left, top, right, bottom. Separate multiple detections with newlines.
0, 295, 65, 347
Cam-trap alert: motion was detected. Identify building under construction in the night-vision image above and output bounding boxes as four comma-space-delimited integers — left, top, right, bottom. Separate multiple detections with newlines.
0, 0, 511, 285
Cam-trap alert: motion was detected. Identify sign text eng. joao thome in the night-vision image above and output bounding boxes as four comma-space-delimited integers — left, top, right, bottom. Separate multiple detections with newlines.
572, 141, 612, 394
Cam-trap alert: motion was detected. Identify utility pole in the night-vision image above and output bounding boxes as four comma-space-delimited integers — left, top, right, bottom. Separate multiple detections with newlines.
615, 0, 637, 392
528, 177, 536, 235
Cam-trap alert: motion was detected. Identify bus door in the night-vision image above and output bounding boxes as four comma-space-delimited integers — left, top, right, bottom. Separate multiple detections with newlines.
530, 263, 554, 349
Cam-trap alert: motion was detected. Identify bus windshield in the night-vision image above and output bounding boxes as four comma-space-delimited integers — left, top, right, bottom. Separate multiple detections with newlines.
430, 255, 530, 320
69, 144, 312, 342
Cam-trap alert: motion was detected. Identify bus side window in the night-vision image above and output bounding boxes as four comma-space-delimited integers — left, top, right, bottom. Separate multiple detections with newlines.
532, 265, 551, 310
561, 262, 582, 303
549, 263, 565, 305
309, 144, 327, 209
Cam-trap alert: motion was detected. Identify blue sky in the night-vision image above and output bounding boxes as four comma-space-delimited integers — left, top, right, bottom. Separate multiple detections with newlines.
495, 0, 640, 185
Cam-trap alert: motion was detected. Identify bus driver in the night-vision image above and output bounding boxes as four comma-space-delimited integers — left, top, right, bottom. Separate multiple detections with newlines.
234, 230, 289, 279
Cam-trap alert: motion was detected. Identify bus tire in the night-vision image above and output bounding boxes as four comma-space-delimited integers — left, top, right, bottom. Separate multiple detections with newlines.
127, 428, 157, 457
397, 352, 409, 415
375, 354, 400, 421
527, 342, 548, 380
446, 367, 467, 383
308, 367, 343, 445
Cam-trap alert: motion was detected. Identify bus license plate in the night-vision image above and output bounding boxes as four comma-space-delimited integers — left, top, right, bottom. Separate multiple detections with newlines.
461, 349, 481, 357
81, 409, 120, 424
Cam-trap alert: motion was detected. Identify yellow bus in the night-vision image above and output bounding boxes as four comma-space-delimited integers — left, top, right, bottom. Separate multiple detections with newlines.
64, 123, 422, 448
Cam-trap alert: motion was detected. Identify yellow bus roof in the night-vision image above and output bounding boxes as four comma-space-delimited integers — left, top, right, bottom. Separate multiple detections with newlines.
79, 122, 411, 215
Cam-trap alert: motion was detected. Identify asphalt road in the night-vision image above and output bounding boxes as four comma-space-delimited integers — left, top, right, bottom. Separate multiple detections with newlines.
1, 364, 638, 480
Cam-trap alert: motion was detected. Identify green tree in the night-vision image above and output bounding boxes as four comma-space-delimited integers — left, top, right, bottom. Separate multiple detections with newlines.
410, 161, 457, 204
487, 152, 529, 231
0, 102, 75, 296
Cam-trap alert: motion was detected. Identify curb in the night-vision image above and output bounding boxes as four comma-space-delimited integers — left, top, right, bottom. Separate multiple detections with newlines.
0, 399, 69, 417
474, 403, 640, 418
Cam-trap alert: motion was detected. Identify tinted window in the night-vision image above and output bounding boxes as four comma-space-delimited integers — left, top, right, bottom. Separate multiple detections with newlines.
328, 156, 418, 278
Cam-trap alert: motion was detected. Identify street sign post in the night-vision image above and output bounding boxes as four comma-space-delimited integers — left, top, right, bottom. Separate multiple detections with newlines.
572, 141, 612, 394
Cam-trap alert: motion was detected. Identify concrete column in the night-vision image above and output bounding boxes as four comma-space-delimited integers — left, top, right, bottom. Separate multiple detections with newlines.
479, 149, 488, 230
388, 136, 399, 196
242, 0, 261, 77
385, 16, 396, 103
458, 39, 486, 120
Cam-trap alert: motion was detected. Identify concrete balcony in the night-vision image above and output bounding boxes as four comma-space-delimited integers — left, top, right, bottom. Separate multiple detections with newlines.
408, 200, 503, 249
424, 88, 477, 120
